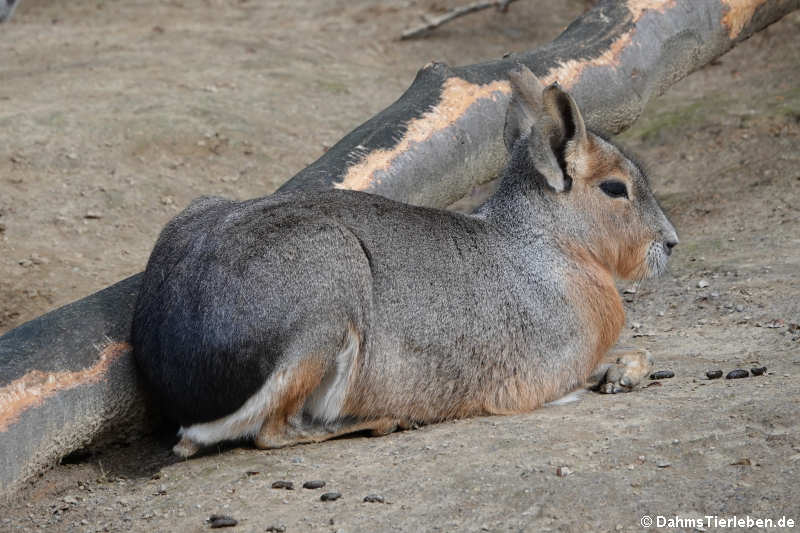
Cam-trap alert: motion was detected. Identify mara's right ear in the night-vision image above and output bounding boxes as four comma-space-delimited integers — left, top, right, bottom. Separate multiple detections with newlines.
503, 66, 567, 192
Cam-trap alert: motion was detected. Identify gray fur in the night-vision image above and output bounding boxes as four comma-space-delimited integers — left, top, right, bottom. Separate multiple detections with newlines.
0, 0, 18, 23
132, 66, 678, 451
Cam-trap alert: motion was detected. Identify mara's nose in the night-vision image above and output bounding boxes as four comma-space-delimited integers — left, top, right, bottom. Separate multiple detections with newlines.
665, 237, 679, 255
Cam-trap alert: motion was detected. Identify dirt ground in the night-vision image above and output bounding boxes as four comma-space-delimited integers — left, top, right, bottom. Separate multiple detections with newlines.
1, 0, 799, 532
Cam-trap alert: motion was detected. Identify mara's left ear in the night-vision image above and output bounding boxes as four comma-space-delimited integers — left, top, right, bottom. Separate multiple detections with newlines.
541, 83, 590, 178
503, 66, 568, 192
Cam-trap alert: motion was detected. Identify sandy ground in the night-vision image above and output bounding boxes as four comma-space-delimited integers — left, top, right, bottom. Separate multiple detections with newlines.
1, 0, 799, 532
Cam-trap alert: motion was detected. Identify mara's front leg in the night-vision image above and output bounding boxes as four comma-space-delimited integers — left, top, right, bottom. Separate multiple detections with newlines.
589, 345, 653, 394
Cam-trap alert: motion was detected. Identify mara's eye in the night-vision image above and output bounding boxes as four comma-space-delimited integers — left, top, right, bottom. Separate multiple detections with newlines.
599, 180, 629, 199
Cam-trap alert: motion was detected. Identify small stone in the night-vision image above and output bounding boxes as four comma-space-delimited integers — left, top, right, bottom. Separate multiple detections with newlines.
731, 458, 752, 466
363, 494, 385, 503
650, 370, 675, 380
302, 480, 326, 489
631, 322, 642, 330
697, 280, 709, 288
320, 491, 342, 501
207, 514, 237, 528
656, 461, 671, 468
555, 466, 571, 477
62, 495, 78, 505
750, 366, 767, 376
84, 211, 103, 219
706, 370, 723, 379
726, 369, 749, 379
623, 287, 637, 294
265, 525, 286, 533
735, 305, 745, 312
271, 480, 294, 490
30, 253, 49, 265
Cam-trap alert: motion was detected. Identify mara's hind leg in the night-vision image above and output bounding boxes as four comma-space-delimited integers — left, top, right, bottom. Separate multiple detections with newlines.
589, 345, 653, 394
173, 354, 329, 458
253, 325, 411, 448
255, 415, 411, 449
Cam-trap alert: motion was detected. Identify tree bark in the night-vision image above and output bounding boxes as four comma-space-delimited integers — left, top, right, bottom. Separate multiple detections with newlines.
1, 0, 797, 496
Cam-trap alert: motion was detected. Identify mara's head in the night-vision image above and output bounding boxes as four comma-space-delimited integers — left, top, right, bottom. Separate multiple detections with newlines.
502, 65, 678, 281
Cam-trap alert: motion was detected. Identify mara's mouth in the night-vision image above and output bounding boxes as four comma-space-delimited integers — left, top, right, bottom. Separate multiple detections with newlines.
643, 240, 670, 279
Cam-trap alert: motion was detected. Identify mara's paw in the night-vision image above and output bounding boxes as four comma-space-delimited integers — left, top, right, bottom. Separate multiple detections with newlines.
173, 436, 201, 458
598, 348, 653, 394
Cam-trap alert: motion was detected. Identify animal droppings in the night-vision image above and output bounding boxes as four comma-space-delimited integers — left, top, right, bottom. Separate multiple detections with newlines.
208, 514, 237, 528
726, 369, 749, 379
650, 370, 675, 380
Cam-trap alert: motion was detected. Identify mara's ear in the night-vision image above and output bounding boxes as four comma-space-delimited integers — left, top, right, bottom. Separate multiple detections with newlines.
503, 66, 567, 192
541, 82, 590, 174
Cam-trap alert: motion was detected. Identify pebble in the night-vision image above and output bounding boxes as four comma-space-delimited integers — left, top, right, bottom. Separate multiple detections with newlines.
320, 492, 342, 502
302, 480, 326, 489
30, 253, 49, 265
555, 466, 571, 477
266, 525, 287, 532
656, 461, 671, 468
363, 494, 385, 503
697, 280, 709, 288
271, 480, 294, 490
726, 369, 749, 379
207, 514, 237, 528
706, 370, 723, 379
650, 370, 675, 380
750, 366, 767, 376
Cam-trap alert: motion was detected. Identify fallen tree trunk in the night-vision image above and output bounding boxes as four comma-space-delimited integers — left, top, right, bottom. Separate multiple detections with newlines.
278, 0, 800, 206
1, 0, 797, 497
